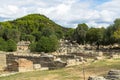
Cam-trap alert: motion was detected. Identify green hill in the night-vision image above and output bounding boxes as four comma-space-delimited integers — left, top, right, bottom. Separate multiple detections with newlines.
0, 14, 69, 52
0, 14, 66, 35
0, 14, 68, 41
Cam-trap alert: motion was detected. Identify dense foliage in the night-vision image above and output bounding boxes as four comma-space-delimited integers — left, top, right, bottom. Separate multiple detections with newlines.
71, 19, 120, 46
36, 35, 58, 52
0, 14, 67, 52
0, 38, 17, 52
29, 35, 58, 53
0, 13, 120, 52
73, 23, 88, 44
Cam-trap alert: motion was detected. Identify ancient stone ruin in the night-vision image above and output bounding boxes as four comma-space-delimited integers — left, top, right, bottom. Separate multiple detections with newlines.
88, 70, 120, 80
0, 40, 120, 74
106, 70, 120, 80
0, 53, 66, 72
17, 41, 30, 52
88, 76, 106, 80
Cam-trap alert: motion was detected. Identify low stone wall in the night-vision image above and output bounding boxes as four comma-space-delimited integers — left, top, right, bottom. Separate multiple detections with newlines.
5, 53, 66, 72
6, 54, 53, 71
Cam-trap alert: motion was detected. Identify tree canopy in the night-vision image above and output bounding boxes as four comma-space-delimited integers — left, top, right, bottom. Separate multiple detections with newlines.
30, 35, 58, 53
73, 23, 88, 44
71, 19, 120, 45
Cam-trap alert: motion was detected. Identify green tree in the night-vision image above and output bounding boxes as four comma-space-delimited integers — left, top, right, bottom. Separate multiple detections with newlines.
0, 37, 7, 51
26, 35, 35, 42
104, 25, 115, 44
86, 28, 104, 44
113, 28, 120, 43
32, 31, 42, 41
41, 27, 54, 37
3, 28, 20, 42
55, 30, 64, 39
73, 23, 88, 44
35, 35, 58, 53
113, 18, 120, 30
21, 34, 35, 42
6, 39, 17, 52
78, 23, 89, 31
29, 42, 37, 52
105, 19, 120, 45
65, 28, 74, 40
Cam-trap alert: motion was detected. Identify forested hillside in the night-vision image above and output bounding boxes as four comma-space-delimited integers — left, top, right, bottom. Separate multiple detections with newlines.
0, 14, 68, 52
0, 14, 66, 41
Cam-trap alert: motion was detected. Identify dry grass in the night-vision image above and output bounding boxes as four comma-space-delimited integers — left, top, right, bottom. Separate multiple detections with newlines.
0, 58, 120, 80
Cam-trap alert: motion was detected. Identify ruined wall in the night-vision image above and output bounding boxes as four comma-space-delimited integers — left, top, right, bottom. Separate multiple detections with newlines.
6, 54, 38, 72
0, 53, 6, 71
6, 54, 18, 71
6, 54, 57, 72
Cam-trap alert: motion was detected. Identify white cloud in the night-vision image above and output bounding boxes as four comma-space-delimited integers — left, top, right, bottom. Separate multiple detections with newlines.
0, 0, 120, 28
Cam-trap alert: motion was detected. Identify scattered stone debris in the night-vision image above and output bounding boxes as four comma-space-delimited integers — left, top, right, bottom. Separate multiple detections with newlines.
88, 76, 106, 80
88, 70, 120, 80
106, 70, 120, 80
110, 54, 120, 59
0, 72, 18, 77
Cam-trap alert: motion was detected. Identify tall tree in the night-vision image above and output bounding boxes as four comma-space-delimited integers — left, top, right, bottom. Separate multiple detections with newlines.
73, 23, 88, 44
86, 28, 104, 45
6, 39, 17, 52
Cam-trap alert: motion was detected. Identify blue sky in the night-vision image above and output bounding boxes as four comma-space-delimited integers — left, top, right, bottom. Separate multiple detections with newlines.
93, 0, 111, 4
0, 0, 120, 28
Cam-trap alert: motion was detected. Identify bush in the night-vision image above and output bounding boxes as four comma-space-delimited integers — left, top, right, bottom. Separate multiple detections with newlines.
29, 42, 37, 52
0, 37, 7, 51
30, 35, 59, 53
6, 39, 17, 52
0, 38, 17, 52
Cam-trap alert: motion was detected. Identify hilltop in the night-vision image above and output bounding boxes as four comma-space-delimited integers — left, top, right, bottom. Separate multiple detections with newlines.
0, 14, 66, 36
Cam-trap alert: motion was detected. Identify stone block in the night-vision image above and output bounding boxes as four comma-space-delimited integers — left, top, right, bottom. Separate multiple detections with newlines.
18, 58, 33, 72
33, 64, 41, 70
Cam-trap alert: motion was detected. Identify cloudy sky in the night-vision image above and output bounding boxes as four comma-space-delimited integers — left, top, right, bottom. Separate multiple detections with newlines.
0, 0, 120, 28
